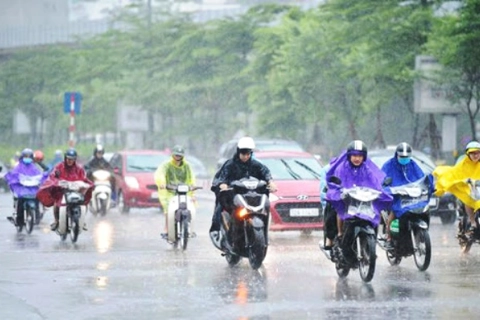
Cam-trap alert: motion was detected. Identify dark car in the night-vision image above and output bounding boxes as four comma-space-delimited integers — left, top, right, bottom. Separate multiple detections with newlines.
369, 148, 458, 225
217, 138, 305, 169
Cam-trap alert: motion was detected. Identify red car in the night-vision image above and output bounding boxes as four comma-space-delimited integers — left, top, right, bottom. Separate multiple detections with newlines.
109, 150, 170, 213
254, 151, 324, 234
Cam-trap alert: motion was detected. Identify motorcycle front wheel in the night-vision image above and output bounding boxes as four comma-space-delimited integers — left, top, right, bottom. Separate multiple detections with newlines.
180, 219, 189, 250
248, 228, 267, 270
413, 228, 431, 271
70, 215, 80, 243
459, 214, 473, 254
358, 234, 376, 283
100, 199, 107, 216
25, 207, 34, 234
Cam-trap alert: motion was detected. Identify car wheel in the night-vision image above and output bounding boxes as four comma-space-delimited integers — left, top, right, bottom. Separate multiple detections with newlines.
440, 211, 457, 225
118, 191, 130, 214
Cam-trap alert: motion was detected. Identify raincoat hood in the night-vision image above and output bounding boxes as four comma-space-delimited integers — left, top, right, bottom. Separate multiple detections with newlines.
326, 151, 392, 226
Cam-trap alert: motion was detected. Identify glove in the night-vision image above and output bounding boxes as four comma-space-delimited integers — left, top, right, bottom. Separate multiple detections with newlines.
219, 183, 228, 191
268, 181, 277, 192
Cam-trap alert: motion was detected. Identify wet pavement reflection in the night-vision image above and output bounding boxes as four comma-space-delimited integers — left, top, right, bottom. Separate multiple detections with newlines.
1, 191, 480, 319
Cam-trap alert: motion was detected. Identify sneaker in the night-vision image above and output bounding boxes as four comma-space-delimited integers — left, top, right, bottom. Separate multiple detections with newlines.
50, 221, 59, 231
82, 223, 88, 231
189, 232, 197, 238
161, 233, 168, 239
385, 239, 394, 250
209, 230, 223, 250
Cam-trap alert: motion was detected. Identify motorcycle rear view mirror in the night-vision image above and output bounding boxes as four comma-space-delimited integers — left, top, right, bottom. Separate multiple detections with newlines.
327, 176, 342, 185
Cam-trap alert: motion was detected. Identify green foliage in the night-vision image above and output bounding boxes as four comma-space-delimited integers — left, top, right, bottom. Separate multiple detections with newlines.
0, 0, 474, 159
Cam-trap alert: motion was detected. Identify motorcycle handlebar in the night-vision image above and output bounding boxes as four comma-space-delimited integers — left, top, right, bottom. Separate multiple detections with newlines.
165, 184, 203, 191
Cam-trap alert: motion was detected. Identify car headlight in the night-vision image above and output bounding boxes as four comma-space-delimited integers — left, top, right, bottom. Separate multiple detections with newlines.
125, 176, 139, 189
269, 193, 279, 202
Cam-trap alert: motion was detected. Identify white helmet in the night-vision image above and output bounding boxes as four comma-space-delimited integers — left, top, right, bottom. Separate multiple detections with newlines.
237, 137, 255, 150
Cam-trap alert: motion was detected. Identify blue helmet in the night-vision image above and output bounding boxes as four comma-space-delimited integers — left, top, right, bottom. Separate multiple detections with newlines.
21, 148, 34, 159
64, 148, 77, 161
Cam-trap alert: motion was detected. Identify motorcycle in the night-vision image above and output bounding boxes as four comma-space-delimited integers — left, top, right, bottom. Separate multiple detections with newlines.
89, 169, 112, 216
56, 180, 92, 243
378, 176, 432, 271
320, 178, 381, 283
214, 177, 270, 270
456, 178, 480, 253
164, 184, 202, 250
9, 174, 44, 234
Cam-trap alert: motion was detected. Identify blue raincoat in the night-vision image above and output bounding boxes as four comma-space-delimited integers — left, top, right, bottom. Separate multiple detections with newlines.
4, 161, 48, 198
381, 155, 434, 218
326, 151, 393, 226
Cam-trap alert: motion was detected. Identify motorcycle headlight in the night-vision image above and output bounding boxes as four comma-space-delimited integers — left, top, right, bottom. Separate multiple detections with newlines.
125, 176, 139, 189
66, 192, 84, 204
93, 170, 111, 181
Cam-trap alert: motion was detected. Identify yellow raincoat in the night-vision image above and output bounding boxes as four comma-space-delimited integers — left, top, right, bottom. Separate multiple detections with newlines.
433, 155, 480, 211
154, 157, 195, 211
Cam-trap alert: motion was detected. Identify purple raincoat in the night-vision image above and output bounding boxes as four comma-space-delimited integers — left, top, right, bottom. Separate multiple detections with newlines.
4, 162, 48, 198
326, 151, 393, 226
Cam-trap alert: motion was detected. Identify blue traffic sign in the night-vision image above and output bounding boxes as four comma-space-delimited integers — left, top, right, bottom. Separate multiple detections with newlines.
63, 92, 82, 114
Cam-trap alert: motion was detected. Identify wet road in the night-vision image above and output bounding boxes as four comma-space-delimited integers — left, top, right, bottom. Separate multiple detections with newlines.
1, 190, 480, 320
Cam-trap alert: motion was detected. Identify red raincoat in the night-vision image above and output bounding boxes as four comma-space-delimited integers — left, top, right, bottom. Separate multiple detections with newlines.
36, 162, 94, 207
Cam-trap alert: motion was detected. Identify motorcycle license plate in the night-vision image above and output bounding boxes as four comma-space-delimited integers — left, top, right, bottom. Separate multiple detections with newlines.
289, 208, 319, 217
151, 192, 159, 199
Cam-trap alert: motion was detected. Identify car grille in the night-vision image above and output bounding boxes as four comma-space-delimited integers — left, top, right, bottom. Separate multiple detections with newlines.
274, 202, 323, 223
146, 184, 157, 190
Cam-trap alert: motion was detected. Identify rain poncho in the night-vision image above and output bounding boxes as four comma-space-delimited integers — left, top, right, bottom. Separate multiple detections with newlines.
36, 162, 93, 207
382, 155, 434, 218
326, 151, 393, 226
433, 155, 480, 211
154, 158, 195, 211
4, 161, 48, 198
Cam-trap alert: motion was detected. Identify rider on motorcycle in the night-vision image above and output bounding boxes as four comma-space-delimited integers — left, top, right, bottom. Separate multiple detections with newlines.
154, 145, 195, 238
5, 148, 47, 226
37, 148, 93, 231
84, 144, 116, 202
380, 142, 434, 248
33, 150, 49, 172
209, 137, 277, 245
323, 140, 392, 249
434, 141, 480, 235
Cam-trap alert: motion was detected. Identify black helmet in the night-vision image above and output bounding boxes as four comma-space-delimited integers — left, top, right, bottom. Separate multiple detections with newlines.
346, 140, 368, 159
172, 145, 185, 157
21, 148, 34, 159
94, 144, 105, 156
64, 148, 77, 161
396, 142, 412, 157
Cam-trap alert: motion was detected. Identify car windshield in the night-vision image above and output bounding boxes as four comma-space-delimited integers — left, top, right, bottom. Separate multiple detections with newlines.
256, 142, 304, 152
126, 154, 168, 172
260, 157, 322, 180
